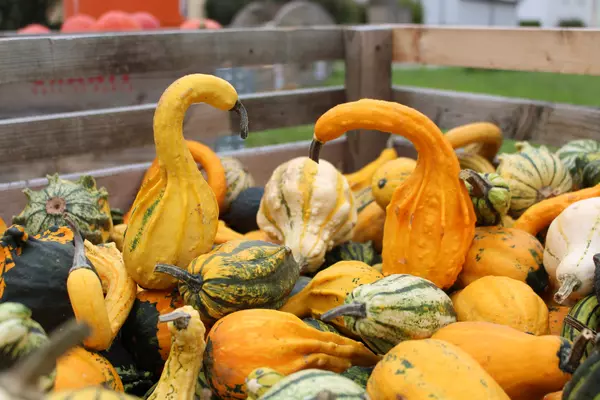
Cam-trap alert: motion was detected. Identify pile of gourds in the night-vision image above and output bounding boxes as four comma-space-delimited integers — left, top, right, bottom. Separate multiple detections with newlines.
2, 73, 600, 400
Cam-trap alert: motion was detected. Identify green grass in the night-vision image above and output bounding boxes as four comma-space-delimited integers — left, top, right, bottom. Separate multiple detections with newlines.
246, 64, 600, 152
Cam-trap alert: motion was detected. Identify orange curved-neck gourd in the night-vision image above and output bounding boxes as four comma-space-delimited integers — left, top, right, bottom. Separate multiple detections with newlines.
310, 99, 476, 289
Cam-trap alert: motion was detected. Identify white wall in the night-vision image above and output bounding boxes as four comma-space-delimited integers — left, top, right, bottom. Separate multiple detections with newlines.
422, 0, 517, 26
517, 0, 598, 26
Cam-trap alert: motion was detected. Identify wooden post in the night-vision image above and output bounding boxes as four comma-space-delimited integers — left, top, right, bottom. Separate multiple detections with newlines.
343, 26, 393, 173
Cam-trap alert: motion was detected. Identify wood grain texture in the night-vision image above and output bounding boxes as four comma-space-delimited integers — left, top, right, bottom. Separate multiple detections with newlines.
0, 86, 345, 168
0, 27, 344, 86
392, 85, 600, 147
343, 26, 393, 173
393, 25, 600, 75
0, 138, 350, 221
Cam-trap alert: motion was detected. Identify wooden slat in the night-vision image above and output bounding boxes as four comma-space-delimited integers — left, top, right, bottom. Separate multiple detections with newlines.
393, 26, 600, 75
343, 26, 393, 173
0, 86, 345, 167
0, 27, 343, 86
392, 85, 600, 147
0, 138, 349, 221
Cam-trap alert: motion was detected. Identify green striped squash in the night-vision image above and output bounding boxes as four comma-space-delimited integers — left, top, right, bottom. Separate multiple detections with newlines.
245, 367, 285, 400
561, 295, 600, 361
259, 369, 366, 400
322, 241, 381, 271
0, 302, 55, 392
154, 239, 300, 323
582, 159, 600, 188
562, 347, 600, 400
340, 366, 373, 388
460, 170, 511, 226
221, 156, 255, 212
321, 274, 457, 355
497, 142, 572, 217
302, 318, 339, 334
556, 139, 600, 173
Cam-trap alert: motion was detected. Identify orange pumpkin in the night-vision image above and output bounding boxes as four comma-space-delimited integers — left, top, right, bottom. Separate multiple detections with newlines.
54, 347, 123, 392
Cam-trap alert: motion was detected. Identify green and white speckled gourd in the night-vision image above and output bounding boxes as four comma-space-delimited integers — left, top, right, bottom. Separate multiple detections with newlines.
257, 156, 357, 274
497, 142, 572, 217
556, 139, 600, 174
12, 174, 112, 244
321, 274, 457, 355
544, 197, 600, 305
459, 169, 511, 226
257, 369, 367, 400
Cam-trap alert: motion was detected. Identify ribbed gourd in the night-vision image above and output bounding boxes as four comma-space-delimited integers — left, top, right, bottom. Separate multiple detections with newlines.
561, 295, 600, 362
458, 226, 548, 294
370, 157, 417, 209
279, 261, 383, 337
155, 239, 299, 323
497, 142, 573, 217
321, 274, 457, 355
145, 306, 206, 400
221, 156, 255, 211
0, 225, 75, 333
308, 99, 476, 289
257, 156, 357, 274
459, 169, 511, 226
54, 346, 124, 392
321, 241, 380, 271
556, 139, 600, 174
432, 321, 573, 400
124, 140, 228, 222
0, 302, 55, 392
544, 197, 600, 305
123, 74, 248, 290
366, 339, 510, 400
203, 309, 380, 400
562, 342, 600, 400
457, 152, 496, 173
258, 369, 367, 400
451, 276, 550, 335
12, 174, 112, 244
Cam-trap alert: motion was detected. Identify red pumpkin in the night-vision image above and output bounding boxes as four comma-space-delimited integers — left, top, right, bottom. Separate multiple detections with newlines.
61, 14, 96, 32
17, 24, 50, 34
131, 12, 160, 30
93, 11, 142, 32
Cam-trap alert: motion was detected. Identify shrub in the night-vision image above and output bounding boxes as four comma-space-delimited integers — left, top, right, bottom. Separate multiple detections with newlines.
558, 18, 586, 27
519, 19, 541, 27
398, 0, 424, 24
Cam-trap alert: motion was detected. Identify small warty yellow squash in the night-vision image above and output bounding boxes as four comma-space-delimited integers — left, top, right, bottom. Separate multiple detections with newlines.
257, 156, 357, 273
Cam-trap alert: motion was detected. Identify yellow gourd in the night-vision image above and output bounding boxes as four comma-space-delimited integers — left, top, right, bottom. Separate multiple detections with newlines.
351, 201, 385, 252
445, 122, 503, 161
214, 220, 245, 244
123, 74, 248, 290
146, 306, 207, 400
309, 99, 476, 289
370, 157, 417, 209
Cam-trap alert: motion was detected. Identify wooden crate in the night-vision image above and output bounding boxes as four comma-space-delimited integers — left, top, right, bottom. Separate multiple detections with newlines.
0, 25, 599, 222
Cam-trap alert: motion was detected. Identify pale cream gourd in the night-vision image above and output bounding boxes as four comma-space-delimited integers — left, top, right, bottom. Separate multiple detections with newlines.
257, 156, 357, 273
544, 197, 600, 305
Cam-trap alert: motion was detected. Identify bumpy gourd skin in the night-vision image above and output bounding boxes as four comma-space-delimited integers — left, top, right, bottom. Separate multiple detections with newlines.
310, 99, 476, 289
124, 74, 247, 290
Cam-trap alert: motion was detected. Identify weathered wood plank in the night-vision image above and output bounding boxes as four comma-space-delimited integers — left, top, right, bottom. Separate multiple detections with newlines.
343, 26, 393, 173
392, 85, 600, 147
0, 86, 345, 168
393, 26, 600, 75
0, 138, 349, 221
0, 27, 344, 86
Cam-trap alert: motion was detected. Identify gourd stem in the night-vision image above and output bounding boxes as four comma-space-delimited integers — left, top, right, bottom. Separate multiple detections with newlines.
231, 100, 249, 139
554, 275, 581, 304
11, 319, 90, 388
564, 315, 597, 335
560, 327, 595, 374
320, 303, 367, 322
458, 169, 490, 198
63, 214, 90, 272
154, 264, 203, 286
159, 310, 191, 330
309, 140, 323, 163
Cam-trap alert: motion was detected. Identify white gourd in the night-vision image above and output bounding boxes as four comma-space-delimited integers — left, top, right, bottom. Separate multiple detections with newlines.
543, 197, 600, 305
257, 156, 357, 274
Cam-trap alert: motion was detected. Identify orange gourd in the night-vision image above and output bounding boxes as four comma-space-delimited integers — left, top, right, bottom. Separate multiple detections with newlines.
243, 229, 281, 244
548, 305, 570, 335
513, 184, 600, 236
444, 122, 503, 161
214, 220, 245, 244
54, 346, 123, 392
123, 140, 227, 223
351, 201, 385, 252
310, 99, 476, 289
203, 309, 380, 400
